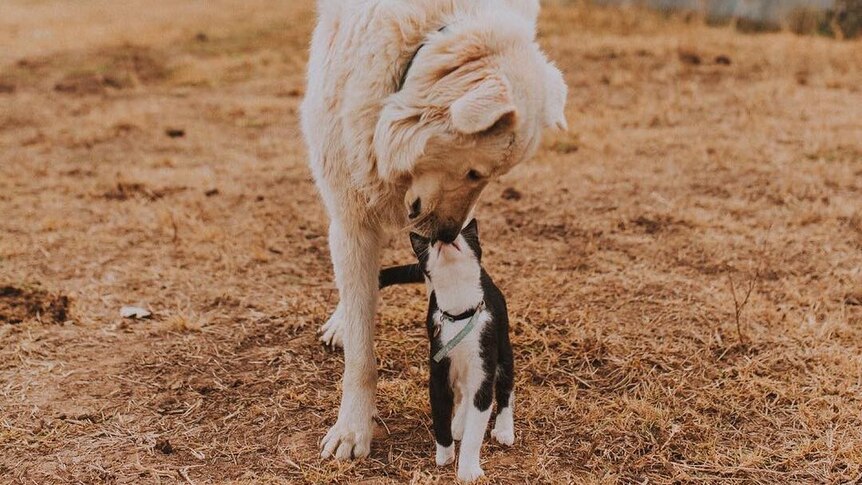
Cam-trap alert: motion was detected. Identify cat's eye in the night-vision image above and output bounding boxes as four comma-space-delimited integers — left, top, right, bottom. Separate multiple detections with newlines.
466, 169, 485, 181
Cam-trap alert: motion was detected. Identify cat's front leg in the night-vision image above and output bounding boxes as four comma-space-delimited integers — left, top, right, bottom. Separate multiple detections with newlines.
451, 390, 467, 441
429, 361, 455, 466
456, 374, 494, 482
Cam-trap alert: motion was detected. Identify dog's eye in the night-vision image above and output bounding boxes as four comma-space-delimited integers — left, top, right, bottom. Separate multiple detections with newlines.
466, 169, 485, 181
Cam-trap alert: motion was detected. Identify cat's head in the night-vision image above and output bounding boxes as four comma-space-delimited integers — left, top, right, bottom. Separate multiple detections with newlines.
409, 218, 482, 284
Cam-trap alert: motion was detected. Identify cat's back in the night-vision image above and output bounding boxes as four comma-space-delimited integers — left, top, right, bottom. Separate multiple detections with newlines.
480, 269, 507, 324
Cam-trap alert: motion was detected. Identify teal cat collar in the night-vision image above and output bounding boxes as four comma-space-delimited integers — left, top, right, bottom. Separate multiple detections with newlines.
433, 301, 485, 363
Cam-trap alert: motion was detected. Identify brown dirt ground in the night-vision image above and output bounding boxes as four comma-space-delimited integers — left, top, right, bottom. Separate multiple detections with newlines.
2, 1, 862, 483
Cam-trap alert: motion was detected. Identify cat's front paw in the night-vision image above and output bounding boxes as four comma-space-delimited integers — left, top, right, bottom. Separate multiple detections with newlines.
491, 426, 514, 446
491, 405, 514, 446
435, 443, 455, 466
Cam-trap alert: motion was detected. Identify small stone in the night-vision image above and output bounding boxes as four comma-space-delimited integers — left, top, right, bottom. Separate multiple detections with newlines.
120, 306, 151, 319
679, 51, 702, 65
501, 187, 523, 201
155, 439, 173, 455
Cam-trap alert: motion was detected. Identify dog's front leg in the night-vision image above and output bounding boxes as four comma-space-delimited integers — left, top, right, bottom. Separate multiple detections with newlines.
320, 220, 381, 460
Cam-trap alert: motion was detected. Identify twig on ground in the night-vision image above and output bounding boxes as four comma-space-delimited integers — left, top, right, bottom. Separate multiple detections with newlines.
727, 265, 763, 345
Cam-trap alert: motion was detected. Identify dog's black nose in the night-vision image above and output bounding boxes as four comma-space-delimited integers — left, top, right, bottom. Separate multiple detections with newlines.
435, 225, 459, 244
408, 198, 422, 219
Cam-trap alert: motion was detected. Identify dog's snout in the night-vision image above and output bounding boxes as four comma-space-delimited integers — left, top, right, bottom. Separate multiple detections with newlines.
408, 198, 422, 219
435, 224, 460, 244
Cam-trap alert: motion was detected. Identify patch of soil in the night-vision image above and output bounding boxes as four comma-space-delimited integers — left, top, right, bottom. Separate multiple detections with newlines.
102, 182, 185, 201
54, 45, 169, 94
501, 187, 523, 201
154, 439, 173, 455
550, 139, 580, 154
54, 73, 124, 94
0, 285, 71, 324
628, 215, 688, 234
679, 49, 702, 65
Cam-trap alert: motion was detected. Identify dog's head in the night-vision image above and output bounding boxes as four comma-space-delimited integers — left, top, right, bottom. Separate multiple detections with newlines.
374, 9, 567, 242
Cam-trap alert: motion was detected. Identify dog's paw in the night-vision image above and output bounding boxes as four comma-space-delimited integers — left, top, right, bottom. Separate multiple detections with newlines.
319, 310, 344, 348
320, 416, 373, 460
457, 463, 484, 482
435, 443, 455, 466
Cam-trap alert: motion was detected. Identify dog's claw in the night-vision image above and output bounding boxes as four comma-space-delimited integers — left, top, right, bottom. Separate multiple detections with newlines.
320, 416, 372, 461
319, 308, 345, 348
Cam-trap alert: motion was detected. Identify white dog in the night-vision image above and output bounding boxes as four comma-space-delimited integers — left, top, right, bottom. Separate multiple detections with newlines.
300, 0, 567, 464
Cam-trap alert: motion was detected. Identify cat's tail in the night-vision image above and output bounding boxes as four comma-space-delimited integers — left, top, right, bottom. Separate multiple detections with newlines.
379, 264, 424, 288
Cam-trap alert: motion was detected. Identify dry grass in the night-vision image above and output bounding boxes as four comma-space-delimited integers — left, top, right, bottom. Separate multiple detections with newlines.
1, 0, 862, 483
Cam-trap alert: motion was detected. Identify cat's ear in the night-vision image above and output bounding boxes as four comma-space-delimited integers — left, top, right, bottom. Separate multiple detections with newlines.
461, 218, 479, 239
410, 232, 430, 257
460, 219, 482, 260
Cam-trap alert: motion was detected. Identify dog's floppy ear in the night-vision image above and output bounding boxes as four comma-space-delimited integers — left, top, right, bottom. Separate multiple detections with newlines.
450, 76, 517, 135
375, 103, 434, 180
543, 61, 568, 131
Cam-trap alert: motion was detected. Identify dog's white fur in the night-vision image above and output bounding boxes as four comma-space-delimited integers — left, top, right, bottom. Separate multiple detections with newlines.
301, 0, 567, 461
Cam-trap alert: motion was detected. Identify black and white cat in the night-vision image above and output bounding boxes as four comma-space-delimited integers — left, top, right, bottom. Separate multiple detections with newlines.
388, 219, 514, 482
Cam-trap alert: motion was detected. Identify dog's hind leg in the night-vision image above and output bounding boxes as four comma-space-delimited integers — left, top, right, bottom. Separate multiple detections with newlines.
319, 219, 382, 460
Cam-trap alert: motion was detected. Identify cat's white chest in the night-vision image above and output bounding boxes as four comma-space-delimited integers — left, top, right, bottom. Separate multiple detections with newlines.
436, 310, 490, 388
